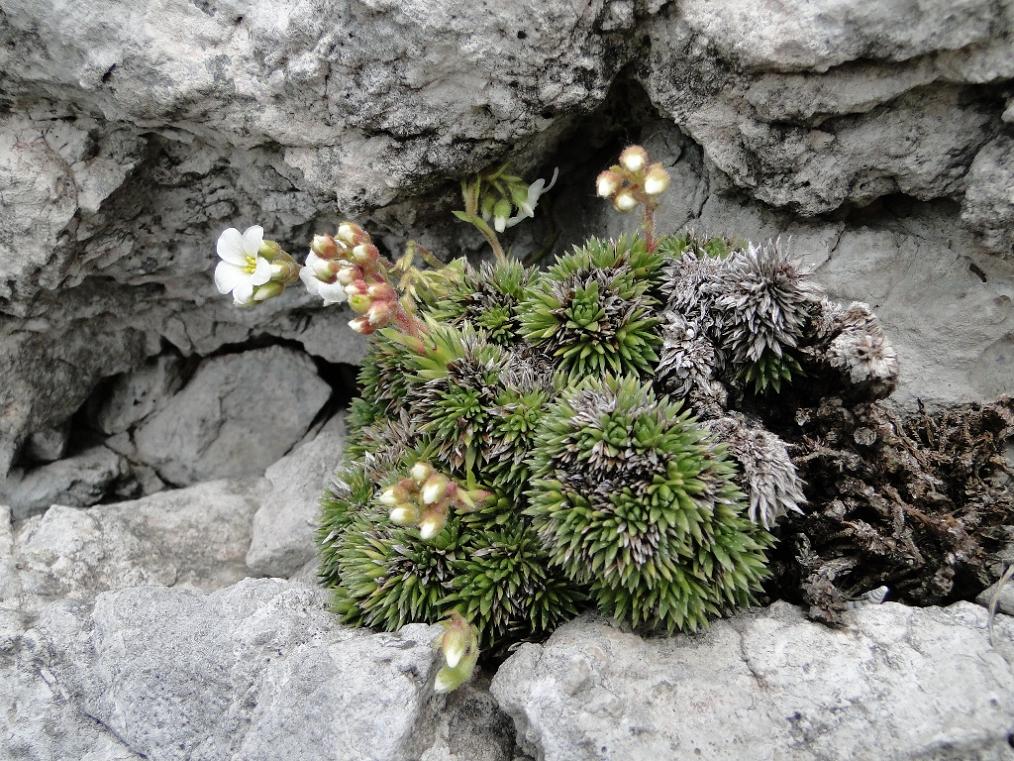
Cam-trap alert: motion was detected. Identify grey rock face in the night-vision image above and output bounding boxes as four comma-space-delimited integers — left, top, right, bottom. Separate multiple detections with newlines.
13, 480, 258, 611
0, 506, 18, 608
20, 424, 70, 465
247, 414, 346, 578
86, 354, 186, 435
0, 446, 129, 520
492, 602, 1014, 761
18, 579, 442, 761
132, 346, 330, 485
962, 134, 1014, 257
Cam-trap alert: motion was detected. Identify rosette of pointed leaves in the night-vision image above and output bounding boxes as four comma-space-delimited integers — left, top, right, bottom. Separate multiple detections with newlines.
426, 259, 534, 345
405, 321, 508, 472
355, 327, 425, 416
527, 375, 772, 632
331, 514, 468, 629
519, 236, 662, 379
317, 464, 382, 588
716, 241, 816, 385
446, 521, 584, 649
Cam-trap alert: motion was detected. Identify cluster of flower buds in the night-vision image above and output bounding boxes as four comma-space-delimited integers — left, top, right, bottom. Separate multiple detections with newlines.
476, 166, 558, 233
595, 145, 671, 212
378, 461, 492, 540
303, 222, 399, 335
434, 612, 480, 693
214, 226, 302, 306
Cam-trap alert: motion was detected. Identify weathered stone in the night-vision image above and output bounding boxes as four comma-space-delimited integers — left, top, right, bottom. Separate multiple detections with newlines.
978, 579, 1014, 617
247, 415, 345, 578
492, 602, 1014, 761
132, 346, 330, 485
20, 423, 70, 465
0, 506, 18, 608
26, 579, 442, 761
1, 446, 129, 520
13, 479, 258, 610
962, 134, 1014, 257
86, 354, 185, 434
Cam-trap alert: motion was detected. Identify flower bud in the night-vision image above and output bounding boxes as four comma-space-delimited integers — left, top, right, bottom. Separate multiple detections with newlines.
344, 279, 368, 298
614, 190, 638, 212
421, 473, 450, 505
367, 300, 393, 327
348, 293, 372, 314
337, 222, 364, 247
441, 624, 468, 669
418, 507, 447, 540
258, 240, 282, 259
619, 145, 648, 173
307, 252, 339, 280
410, 461, 433, 484
348, 316, 375, 335
379, 483, 409, 506
336, 265, 362, 286
367, 282, 396, 302
269, 259, 300, 283
352, 243, 380, 266
311, 234, 339, 259
596, 170, 621, 198
389, 503, 419, 526
252, 281, 284, 302
643, 163, 671, 196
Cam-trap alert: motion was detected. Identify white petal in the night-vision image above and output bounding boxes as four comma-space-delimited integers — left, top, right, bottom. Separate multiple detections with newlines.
543, 167, 559, 192
214, 261, 248, 294
300, 266, 322, 296
318, 280, 347, 305
242, 225, 265, 257
504, 212, 528, 229
250, 256, 272, 286
232, 280, 255, 305
216, 228, 247, 265
494, 216, 507, 233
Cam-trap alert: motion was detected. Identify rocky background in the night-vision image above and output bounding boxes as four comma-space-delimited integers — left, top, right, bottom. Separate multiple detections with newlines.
2, 1, 1013, 759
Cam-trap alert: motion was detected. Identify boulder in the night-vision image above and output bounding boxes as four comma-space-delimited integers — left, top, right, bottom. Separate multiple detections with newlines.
0, 446, 129, 520
15, 579, 443, 761
132, 346, 330, 485
13, 480, 258, 611
86, 354, 186, 435
19, 424, 70, 465
491, 602, 1014, 761
247, 414, 346, 578
962, 134, 1014, 257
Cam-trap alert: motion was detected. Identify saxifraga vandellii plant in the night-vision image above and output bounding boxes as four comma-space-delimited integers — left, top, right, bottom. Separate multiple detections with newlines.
213, 143, 901, 692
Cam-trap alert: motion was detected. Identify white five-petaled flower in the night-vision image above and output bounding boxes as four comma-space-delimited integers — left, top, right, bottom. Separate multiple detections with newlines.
215, 226, 272, 305
504, 167, 559, 229
300, 251, 348, 306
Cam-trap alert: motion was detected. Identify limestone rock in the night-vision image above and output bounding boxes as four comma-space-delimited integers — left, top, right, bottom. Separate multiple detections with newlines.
13, 480, 258, 610
247, 414, 346, 578
86, 354, 186, 435
22, 579, 442, 761
962, 134, 1014, 257
0, 506, 18, 608
1, 446, 129, 520
20, 424, 70, 465
132, 346, 330, 485
978, 580, 1014, 617
491, 602, 1014, 761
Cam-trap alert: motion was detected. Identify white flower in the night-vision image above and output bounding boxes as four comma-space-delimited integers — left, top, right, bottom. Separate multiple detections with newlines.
504, 168, 559, 228
300, 251, 348, 306
215, 226, 273, 305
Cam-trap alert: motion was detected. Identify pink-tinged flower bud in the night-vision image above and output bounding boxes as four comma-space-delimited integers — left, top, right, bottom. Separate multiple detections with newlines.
389, 503, 419, 526
367, 282, 396, 302
379, 483, 409, 506
311, 234, 339, 259
348, 316, 375, 335
418, 506, 447, 540
410, 461, 433, 484
643, 163, 671, 196
336, 265, 362, 286
614, 190, 638, 212
308, 253, 339, 280
619, 145, 648, 173
352, 243, 380, 266
348, 293, 372, 314
455, 488, 492, 512
421, 473, 450, 505
596, 170, 621, 198
344, 279, 369, 298
336, 222, 364, 247
367, 300, 393, 327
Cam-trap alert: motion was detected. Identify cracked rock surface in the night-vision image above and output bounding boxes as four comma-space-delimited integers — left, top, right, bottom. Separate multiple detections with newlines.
491, 602, 1014, 761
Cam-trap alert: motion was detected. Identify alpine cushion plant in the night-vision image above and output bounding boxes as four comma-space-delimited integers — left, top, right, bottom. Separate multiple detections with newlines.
213, 145, 904, 690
